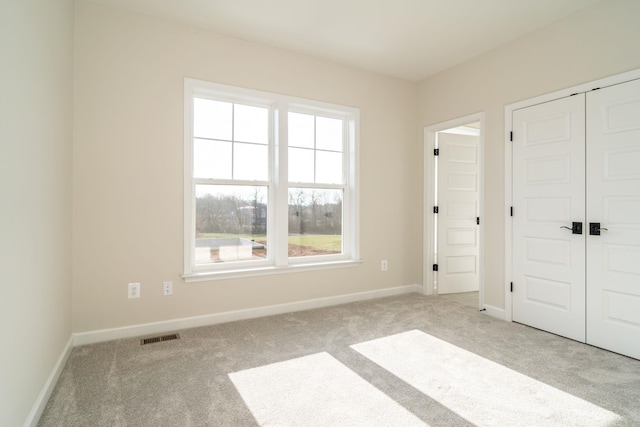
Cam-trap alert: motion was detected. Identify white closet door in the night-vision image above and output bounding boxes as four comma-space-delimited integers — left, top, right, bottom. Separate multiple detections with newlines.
437, 133, 479, 294
586, 79, 640, 359
512, 94, 586, 342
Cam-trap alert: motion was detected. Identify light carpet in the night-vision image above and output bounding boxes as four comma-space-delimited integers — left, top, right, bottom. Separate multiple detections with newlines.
229, 352, 426, 426
352, 329, 621, 427
38, 293, 640, 426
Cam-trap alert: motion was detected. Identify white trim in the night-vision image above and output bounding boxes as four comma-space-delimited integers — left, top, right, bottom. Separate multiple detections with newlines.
423, 112, 485, 310
482, 304, 506, 321
23, 335, 74, 427
503, 68, 640, 324
183, 78, 360, 278
423, 126, 436, 295
73, 284, 422, 346
504, 107, 513, 322
183, 259, 362, 282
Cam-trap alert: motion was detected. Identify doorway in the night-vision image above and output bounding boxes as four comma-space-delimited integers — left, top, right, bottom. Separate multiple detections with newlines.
424, 113, 484, 309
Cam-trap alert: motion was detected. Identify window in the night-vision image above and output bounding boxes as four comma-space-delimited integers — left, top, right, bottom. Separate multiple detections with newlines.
184, 79, 359, 281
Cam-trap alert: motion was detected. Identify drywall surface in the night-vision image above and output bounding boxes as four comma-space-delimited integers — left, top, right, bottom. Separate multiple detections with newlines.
0, 0, 74, 425
418, 0, 640, 310
72, 1, 421, 332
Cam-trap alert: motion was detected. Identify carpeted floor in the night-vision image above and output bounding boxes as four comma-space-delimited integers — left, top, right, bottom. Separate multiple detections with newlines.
38, 292, 640, 426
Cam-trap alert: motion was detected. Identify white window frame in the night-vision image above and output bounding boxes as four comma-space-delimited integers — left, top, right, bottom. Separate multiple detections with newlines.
183, 78, 360, 282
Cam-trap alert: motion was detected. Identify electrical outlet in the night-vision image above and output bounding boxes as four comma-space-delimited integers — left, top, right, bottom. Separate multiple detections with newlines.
163, 281, 173, 296
381, 260, 388, 271
128, 282, 140, 298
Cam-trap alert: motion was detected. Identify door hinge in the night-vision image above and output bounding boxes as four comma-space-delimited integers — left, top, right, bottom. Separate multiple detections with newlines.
510, 131, 513, 142
510, 206, 513, 217
476, 217, 480, 225
433, 264, 438, 272
433, 206, 438, 214
510, 282, 513, 292
434, 148, 439, 156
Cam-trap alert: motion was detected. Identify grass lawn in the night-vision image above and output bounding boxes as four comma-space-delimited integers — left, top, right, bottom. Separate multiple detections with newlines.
287, 234, 341, 252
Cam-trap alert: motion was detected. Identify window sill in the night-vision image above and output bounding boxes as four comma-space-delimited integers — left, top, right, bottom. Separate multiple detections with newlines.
182, 259, 363, 283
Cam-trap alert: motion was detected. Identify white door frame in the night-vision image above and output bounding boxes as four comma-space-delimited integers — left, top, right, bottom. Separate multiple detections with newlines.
504, 68, 640, 323
423, 112, 485, 309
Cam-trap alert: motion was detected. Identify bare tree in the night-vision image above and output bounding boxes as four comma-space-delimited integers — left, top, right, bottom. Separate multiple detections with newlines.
288, 189, 307, 234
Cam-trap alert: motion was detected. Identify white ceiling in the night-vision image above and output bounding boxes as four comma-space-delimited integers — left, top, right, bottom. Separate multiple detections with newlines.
87, 0, 600, 81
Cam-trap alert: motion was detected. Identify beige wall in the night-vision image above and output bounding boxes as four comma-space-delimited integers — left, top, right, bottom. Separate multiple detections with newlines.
72, 0, 640, 331
0, 0, 74, 425
72, 1, 421, 332
419, 0, 640, 309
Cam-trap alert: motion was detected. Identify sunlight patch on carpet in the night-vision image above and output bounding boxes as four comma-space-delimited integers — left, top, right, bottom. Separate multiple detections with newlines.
352, 330, 621, 427
229, 352, 427, 426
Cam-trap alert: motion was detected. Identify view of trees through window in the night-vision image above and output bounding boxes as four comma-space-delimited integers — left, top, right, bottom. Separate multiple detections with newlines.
195, 185, 268, 263
288, 188, 342, 257
195, 186, 342, 263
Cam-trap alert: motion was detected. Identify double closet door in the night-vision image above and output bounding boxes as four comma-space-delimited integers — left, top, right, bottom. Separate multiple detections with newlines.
512, 78, 640, 360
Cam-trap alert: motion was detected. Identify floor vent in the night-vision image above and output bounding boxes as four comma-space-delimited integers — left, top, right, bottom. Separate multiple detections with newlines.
140, 333, 180, 345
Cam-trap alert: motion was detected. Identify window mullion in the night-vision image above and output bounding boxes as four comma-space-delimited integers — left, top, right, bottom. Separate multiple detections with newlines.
347, 114, 359, 260
341, 120, 350, 255
275, 101, 289, 266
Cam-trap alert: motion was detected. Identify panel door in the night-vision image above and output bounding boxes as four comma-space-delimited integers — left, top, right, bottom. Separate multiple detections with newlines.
512, 94, 586, 342
586, 79, 640, 359
437, 133, 479, 294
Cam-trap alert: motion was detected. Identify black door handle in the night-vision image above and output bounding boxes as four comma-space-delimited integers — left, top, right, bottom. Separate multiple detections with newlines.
560, 222, 582, 235
589, 223, 608, 235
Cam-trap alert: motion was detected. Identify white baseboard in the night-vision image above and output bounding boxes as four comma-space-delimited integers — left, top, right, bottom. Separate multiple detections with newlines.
482, 303, 506, 320
24, 335, 74, 427
74, 284, 423, 346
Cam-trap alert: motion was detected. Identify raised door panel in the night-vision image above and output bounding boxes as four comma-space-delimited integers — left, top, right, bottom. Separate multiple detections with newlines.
512, 94, 586, 342
437, 133, 479, 294
586, 79, 640, 359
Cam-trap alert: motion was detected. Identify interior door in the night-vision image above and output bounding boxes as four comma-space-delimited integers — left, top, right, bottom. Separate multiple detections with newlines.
586, 79, 640, 359
437, 132, 479, 294
512, 94, 586, 342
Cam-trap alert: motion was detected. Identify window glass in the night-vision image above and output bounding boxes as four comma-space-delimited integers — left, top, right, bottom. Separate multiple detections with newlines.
288, 188, 343, 258
234, 104, 269, 144
316, 150, 343, 184
193, 139, 232, 179
288, 112, 315, 149
195, 184, 268, 264
288, 147, 314, 183
193, 98, 232, 140
316, 116, 343, 151
288, 112, 344, 184
234, 142, 268, 181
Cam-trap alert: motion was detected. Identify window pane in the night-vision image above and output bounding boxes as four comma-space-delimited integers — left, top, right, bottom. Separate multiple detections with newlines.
234, 143, 268, 181
193, 138, 232, 179
288, 188, 342, 258
288, 112, 314, 148
316, 116, 343, 152
195, 185, 268, 264
288, 147, 314, 183
234, 104, 269, 144
194, 98, 232, 140
315, 150, 343, 184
